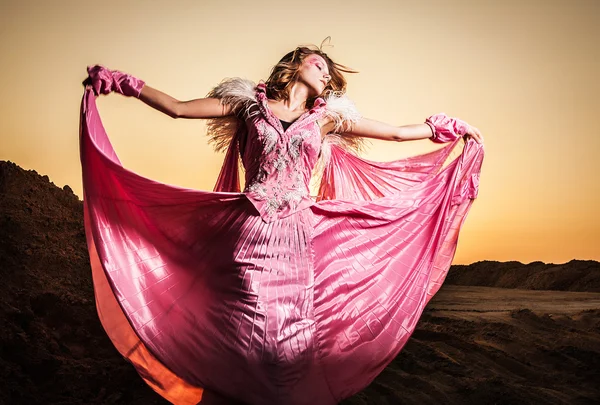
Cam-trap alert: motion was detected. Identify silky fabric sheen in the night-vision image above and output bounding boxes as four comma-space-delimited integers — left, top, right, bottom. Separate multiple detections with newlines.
79, 86, 484, 405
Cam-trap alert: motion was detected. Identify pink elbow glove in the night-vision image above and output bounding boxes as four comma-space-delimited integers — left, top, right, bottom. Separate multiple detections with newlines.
86, 65, 145, 98
425, 113, 470, 143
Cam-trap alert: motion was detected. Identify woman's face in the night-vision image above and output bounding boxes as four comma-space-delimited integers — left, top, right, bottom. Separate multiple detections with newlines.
297, 54, 331, 97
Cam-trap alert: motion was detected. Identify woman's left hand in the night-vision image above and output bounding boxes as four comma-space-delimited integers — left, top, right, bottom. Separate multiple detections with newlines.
464, 125, 484, 144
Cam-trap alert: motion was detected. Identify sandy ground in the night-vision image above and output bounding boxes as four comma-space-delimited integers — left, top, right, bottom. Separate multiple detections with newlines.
428, 285, 600, 321
341, 285, 600, 405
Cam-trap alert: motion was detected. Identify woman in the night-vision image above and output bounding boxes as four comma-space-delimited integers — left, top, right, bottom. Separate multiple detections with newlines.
80, 44, 484, 405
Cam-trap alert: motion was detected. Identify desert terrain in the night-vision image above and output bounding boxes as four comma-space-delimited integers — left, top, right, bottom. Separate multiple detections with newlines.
1, 160, 598, 404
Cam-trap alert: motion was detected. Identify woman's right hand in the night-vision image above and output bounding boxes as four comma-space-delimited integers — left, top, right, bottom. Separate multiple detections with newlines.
82, 65, 145, 98
463, 124, 484, 144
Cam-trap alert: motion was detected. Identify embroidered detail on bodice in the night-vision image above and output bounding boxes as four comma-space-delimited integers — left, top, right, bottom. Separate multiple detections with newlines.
242, 84, 326, 221
245, 127, 315, 216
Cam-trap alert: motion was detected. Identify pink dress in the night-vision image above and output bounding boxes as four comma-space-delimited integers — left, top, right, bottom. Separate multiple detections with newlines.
79, 80, 484, 405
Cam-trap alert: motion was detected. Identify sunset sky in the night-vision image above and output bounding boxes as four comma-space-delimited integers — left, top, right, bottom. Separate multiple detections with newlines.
1, 0, 598, 265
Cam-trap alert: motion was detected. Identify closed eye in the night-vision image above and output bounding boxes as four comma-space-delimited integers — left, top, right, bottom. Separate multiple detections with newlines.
313, 61, 329, 75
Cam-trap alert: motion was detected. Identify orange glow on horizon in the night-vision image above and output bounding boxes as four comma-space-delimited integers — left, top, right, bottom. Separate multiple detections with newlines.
1, 0, 598, 265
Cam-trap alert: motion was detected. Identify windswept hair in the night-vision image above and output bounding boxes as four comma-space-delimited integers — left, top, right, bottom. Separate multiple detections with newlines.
264, 38, 358, 108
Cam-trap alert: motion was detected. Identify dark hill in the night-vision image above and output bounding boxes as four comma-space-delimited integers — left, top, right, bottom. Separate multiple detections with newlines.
0, 160, 166, 404
446, 260, 600, 292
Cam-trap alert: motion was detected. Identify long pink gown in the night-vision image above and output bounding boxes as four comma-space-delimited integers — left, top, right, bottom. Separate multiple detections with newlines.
79, 80, 484, 405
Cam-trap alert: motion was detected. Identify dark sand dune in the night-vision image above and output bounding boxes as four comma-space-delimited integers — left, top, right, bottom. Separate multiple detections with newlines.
446, 260, 600, 292
1, 160, 599, 404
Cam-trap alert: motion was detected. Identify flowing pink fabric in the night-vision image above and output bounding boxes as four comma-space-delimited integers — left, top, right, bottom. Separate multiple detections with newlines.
79, 86, 484, 405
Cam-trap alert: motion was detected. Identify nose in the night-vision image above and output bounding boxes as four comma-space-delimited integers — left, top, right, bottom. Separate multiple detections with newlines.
323, 73, 331, 82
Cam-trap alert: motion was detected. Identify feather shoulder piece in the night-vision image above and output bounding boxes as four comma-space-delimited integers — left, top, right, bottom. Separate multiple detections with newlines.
323, 92, 361, 132
322, 91, 366, 155
311, 94, 369, 189
206, 77, 258, 152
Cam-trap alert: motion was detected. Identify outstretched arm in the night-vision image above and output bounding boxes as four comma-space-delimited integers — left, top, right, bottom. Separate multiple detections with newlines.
139, 86, 233, 119
344, 118, 436, 142
323, 116, 483, 144
84, 65, 234, 119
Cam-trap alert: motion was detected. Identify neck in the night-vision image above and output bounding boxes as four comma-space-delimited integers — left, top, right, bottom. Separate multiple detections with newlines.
280, 82, 313, 112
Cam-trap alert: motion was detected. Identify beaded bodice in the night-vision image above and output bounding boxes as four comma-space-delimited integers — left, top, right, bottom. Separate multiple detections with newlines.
241, 84, 327, 222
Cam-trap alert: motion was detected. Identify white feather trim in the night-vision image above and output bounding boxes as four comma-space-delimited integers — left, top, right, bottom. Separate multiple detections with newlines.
205, 77, 258, 152
206, 77, 258, 119
323, 92, 362, 133
317, 92, 367, 166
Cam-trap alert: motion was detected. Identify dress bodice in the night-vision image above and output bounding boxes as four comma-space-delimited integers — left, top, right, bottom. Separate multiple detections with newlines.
241, 84, 327, 222
205, 78, 363, 223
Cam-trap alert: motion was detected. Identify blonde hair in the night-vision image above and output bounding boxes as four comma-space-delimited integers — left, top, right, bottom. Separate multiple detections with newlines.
264, 40, 358, 108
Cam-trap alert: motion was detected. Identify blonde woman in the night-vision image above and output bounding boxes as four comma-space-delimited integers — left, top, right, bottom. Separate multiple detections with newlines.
81, 42, 483, 405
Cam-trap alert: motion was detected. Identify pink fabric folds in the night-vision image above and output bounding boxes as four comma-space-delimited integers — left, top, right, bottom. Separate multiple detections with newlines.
79, 86, 484, 405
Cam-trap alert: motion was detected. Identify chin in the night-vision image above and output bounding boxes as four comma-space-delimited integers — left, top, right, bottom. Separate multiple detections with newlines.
311, 85, 325, 97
